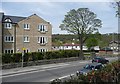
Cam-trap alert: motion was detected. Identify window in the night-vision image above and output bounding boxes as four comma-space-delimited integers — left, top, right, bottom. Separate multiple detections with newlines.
24, 24, 30, 30
4, 23, 12, 29
4, 36, 14, 42
5, 19, 12, 22
4, 18, 12, 29
38, 24, 47, 33
4, 49, 13, 54
38, 48, 48, 52
24, 49, 30, 53
24, 36, 29, 42
38, 36, 48, 44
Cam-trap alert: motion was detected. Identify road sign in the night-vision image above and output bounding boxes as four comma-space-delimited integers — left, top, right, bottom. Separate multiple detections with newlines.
22, 48, 26, 50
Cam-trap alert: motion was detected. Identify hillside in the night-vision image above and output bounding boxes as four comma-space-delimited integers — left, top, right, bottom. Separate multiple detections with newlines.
52, 33, 119, 48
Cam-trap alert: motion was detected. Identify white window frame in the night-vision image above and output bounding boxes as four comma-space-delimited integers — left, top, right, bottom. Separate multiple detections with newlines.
23, 23, 30, 30
4, 36, 14, 42
38, 48, 48, 52
38, 36, 48, 44
4, 23, 12, 29
4, 49, 14, 54
23, 36, 30, 42
38, 24, 47, 33
4, 19, 12, 29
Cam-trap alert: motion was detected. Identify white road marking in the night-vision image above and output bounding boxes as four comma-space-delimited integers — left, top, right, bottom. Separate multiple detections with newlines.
58, 75, 70, 79
42, 63, 69, 69
1, 69, 45, 78
50, 79, 55, 82
79, 61, 90, 63
50, 74, 75, 81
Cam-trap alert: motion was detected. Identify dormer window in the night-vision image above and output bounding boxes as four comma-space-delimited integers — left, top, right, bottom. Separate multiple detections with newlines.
5, 19, 12, 22
4, 18, 12, 29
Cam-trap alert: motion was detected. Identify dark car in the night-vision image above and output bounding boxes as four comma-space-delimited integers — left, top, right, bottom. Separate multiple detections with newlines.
77, 63, 102, 75
92, 57, 109, 64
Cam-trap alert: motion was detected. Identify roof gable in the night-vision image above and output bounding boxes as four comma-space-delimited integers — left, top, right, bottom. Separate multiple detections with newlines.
27, 14, 48, 23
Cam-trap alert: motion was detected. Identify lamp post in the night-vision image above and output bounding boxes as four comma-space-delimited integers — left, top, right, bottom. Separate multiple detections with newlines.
22, 51, 24, 67
22, 48, 26, 67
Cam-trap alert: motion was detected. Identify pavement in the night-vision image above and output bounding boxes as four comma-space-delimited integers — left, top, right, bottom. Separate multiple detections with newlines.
1, 62, 73, 76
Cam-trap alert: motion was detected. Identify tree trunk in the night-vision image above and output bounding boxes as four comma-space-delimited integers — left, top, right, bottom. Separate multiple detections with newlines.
79, 34, 84, 60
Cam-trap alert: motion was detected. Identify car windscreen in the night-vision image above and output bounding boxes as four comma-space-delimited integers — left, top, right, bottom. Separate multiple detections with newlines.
95, 57, 105, 60
84, 65, 94, 70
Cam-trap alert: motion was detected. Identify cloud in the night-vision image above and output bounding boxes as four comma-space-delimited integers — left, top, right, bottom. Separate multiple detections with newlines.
2, 0, 115, 2
2, 2, 117, 34
28, 2, 67, 17
0, 2, 3, 12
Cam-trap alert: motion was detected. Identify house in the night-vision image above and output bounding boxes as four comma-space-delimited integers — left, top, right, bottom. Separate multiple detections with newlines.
0, 13, 52, 54
109, 41, 120, 51
52, 42, 101, 51
52, 43, 88, 51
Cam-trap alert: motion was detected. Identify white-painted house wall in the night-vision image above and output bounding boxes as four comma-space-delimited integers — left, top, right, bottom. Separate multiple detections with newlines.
52, 45, 88, 51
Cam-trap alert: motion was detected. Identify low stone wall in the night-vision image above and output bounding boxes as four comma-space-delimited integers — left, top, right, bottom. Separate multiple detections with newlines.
2, 57, 87, 70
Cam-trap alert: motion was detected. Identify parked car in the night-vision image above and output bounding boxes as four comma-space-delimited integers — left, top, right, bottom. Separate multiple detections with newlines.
77, 63, 103, 75
92, 57, 109, 64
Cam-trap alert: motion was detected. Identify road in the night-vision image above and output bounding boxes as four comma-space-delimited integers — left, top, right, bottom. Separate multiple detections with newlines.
2, 57, 118, 83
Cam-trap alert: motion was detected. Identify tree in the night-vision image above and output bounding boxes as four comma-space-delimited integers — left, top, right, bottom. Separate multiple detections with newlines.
112, 1, 120, 17
86, 38, 98, 50
59, 8, 102, 59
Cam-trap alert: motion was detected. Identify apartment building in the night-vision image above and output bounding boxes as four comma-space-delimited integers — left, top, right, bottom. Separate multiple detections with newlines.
0, 13, 52, 54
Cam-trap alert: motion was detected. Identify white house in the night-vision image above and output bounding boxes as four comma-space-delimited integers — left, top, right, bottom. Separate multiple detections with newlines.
52, 43, 88, 51
52, 43, 101, 51
109, 41, 120, 51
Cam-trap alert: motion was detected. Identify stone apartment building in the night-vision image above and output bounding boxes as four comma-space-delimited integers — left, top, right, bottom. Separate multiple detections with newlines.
0, 13, 52, 54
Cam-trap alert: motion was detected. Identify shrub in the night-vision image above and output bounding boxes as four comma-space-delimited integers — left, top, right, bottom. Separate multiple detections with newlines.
45, 51, 62, 59
31, 52, 44, 61
59, 50, 79, 58
31, 52, 37, 61
2, 50, 86, 63
23, 53, 32, 62
2, 53, 12, 64
12, 53, 22, 63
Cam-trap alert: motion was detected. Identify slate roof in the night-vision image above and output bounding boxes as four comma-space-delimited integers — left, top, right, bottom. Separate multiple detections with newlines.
109, 41, 120, 44
3, 15, 26, 23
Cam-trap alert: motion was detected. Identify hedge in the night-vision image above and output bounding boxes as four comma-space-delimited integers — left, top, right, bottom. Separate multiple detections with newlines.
2, 53, 12, 63
2, 50, 84, 64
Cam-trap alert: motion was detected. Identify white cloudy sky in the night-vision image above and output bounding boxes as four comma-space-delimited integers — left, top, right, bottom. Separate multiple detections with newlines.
0, 1, 118, 34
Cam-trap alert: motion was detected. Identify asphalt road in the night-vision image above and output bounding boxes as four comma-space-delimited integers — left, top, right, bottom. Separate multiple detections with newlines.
2, 57, 118, 83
